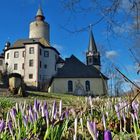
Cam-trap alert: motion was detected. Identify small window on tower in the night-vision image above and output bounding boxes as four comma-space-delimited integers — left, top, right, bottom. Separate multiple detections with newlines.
22, 51, 25, 57
29, 59, 34, 67
14, 64, 18, 70
0, 60, 3, 66
29, 74, 33, 79
44, 51, 49, 57
14, 51, 19, 58
29, 47, 34, 54
89, 57, 92, 64
40, 61, 42, 68
7, 53, 9, 59
40, 49, 42, 55
55, 55, 58, 61
22, 63, 24, 69
44, 64, 47, 69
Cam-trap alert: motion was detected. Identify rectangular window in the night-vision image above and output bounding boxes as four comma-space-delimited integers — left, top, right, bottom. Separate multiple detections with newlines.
22, 51, 25, 57
55, 55, 58, 61
44, 51, 49, 57
40, 61, 42, 68
29, 74, 33, 79
44, 64, 47, 69
14, 64, 18, 70
68, 80, 73, 92
40, 49, 42, 55
22, 63, 24, 69
85, 81, 90, 92
88, 57, 92, 64
29, 47, 34, 54
7, 53, 9, 59
14, 51, 19, 58
0, 60, 3, 66
29, 59, 34, 67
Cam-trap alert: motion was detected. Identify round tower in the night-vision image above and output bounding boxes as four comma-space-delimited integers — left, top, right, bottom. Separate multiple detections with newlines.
29, 7, 50, 43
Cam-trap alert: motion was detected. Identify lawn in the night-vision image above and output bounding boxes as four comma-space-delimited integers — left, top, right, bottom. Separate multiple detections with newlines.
0, 91, 85, 116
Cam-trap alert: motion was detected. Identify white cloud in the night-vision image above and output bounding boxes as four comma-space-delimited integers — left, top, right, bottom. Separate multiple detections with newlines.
113, 23, 132, 34
121, 0, 133, 11
106, 50, 118, 59
52, 44, 64, 52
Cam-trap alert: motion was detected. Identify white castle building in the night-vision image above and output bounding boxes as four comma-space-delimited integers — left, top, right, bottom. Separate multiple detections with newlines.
0, 7, 108, 96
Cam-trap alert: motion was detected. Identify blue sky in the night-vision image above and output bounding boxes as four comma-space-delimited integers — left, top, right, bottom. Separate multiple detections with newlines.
0, 0, 139, 85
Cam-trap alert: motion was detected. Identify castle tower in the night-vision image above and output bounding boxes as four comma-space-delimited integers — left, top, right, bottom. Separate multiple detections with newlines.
29, 7, 50, 43
86, 26, 101, 70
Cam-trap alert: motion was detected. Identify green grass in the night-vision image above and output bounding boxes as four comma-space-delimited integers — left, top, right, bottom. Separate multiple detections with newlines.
0, 91, 85, 109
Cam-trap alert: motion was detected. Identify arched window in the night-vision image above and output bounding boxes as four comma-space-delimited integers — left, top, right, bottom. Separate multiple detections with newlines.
85, 80, 90, 92
68, 80, 73, 92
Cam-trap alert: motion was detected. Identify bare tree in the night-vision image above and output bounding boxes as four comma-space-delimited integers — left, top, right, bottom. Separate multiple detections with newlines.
60, 0, 140, 58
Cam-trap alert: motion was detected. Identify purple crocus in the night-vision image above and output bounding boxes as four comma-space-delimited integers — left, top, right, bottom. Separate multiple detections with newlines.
45, 109, 49, 127
114, 104, 120, 120
65, 110, 69, 119
87, 121, 97, 140
29, 108, 34, 123
10, 108, 17, 120
29, 113, 33, 123
0, 120, 5, 132
34, 99, 40, 112
8, 120, 13, 136
52, 100, 57, 119
59, 100, 62, 117
33, 112, 37, 121
104, 130, 112, 140
43, 101, 47, 110
73, 117, 78, 140
41, 106, 45, 117
23, 116, 28, 127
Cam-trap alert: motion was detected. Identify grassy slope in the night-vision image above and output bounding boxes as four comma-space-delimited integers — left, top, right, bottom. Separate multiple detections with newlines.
0, 91, 85, 108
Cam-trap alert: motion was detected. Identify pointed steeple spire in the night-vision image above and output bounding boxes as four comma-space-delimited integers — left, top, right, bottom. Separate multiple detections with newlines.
86, 25, 101, 70
35, 6, 45, 21
88, 24, 97, 53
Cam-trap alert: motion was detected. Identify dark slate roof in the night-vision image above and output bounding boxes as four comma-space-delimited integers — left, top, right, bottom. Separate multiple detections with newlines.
13, 38, 49, 47
57, 57, 65, 64
0, 53, 4, 58
88, 29, 97, 53
54, 55, 108, 79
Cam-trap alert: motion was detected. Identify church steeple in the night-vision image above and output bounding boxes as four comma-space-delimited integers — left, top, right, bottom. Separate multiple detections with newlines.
86, 25, 101, 70
35, 6, 45, 21
88, 26, 97, 53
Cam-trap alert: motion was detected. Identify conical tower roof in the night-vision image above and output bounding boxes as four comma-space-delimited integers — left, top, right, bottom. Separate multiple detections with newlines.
36, 7, 44, 16
88, 27, 97, 53
35, 6, 45, 21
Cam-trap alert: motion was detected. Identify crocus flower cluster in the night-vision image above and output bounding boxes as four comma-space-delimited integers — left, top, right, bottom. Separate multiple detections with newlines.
0, 96, 140, 139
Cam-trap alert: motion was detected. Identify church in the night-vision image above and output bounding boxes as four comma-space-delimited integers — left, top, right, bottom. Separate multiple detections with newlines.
0, 7, 108, 96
